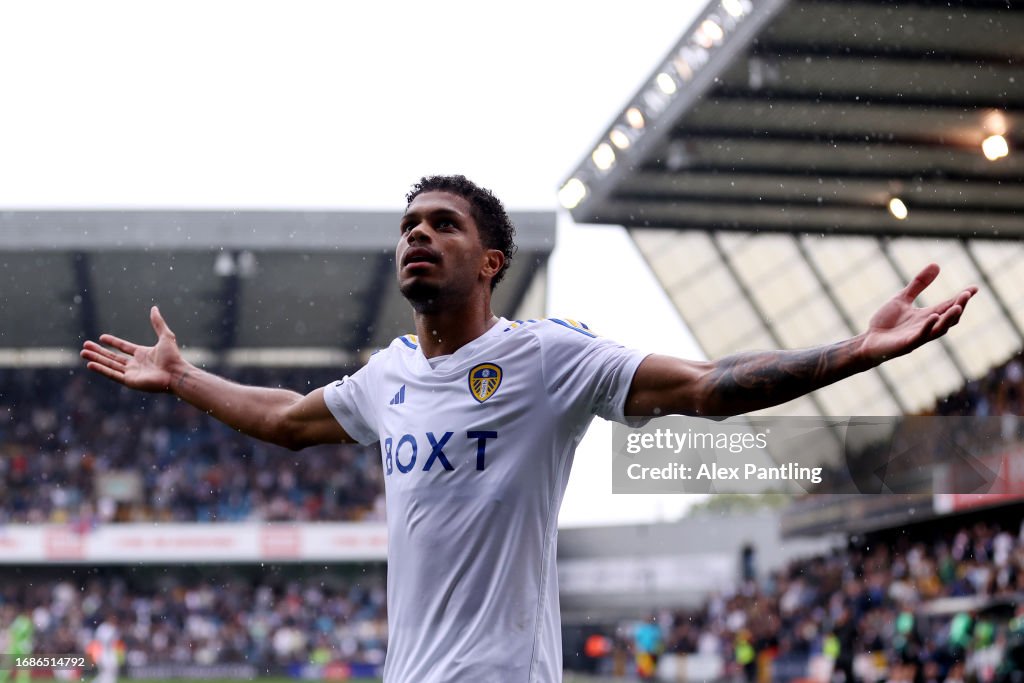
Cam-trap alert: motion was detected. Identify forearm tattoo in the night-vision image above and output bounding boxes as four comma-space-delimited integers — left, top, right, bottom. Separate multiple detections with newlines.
176, 370, 191, 391
707, 338, 863, 411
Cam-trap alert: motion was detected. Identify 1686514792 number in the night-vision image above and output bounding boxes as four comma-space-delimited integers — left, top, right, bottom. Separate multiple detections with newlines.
9, 656, 87, 669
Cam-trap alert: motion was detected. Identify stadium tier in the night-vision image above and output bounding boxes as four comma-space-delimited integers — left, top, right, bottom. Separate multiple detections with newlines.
5, 514, 1024, 681
0, 565, 388, 680
566, 514, 1024, 682
3, 354, 1024, 681
0, 368, 384, 525
5, 351, 1022, 528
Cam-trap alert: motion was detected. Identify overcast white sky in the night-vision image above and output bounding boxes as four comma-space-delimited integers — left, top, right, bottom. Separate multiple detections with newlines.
0, 0, 711, 526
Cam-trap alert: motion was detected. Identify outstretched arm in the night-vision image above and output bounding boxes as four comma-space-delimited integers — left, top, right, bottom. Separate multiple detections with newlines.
626, 264, 977, 418
80, 306, 354, 450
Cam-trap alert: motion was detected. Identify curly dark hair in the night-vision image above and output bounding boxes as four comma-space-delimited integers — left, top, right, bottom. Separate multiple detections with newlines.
405, 174, 517, 290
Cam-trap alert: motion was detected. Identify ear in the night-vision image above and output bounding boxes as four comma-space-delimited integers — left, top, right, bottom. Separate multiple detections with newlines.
481, 249, 505, 283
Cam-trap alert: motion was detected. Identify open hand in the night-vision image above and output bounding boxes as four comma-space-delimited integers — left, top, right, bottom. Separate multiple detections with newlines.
861, 263, 977, 362
80, 306, 185, 393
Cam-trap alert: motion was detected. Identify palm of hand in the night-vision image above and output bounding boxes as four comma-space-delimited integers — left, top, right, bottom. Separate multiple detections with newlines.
861, 264, 976, 362
864, 297, 933, 360
81, 306, 183, 393
123, 340, 176, 392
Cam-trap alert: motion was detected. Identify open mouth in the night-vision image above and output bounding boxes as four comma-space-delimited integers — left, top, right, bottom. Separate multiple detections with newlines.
403, 248, 440, 268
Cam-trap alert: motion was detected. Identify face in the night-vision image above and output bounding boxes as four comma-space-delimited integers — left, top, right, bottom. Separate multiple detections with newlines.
396, 191, 501, 312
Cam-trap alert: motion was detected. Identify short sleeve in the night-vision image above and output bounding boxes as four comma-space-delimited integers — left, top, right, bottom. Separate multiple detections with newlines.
532, 319, 650, 426
322, 362, 380, 446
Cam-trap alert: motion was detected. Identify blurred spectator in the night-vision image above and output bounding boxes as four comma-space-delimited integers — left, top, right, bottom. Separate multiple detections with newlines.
0, 566, 387, 671
574, 518, 1024, 682
632, 617, 663, 680
0, 368, 384, 524
937, 354, 1024, 421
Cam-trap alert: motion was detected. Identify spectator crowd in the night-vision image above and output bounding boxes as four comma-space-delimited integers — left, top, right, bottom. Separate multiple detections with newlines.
0, 565, 388, 673
2, 335, 1023, 682
810, 352, 1024, 495
0, 368, 384, 525
581, 518, 1024, 682
2, 352, 1022, 524
6, 521, 1024, 680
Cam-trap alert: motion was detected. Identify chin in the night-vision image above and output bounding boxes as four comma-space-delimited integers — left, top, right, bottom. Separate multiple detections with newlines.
400, 280, 443, 313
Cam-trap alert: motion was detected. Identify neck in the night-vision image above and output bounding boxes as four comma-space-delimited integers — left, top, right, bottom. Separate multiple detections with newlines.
412, 297, 498, 358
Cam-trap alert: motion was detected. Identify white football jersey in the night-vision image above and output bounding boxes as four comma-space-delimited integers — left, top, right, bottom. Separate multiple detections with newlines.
323, 317, 648, 683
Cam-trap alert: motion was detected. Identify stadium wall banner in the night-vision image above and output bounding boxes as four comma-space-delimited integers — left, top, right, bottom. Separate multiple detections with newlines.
293, 662, 383, 680
0, 523, 388, 563
654, 652, 724, 681
127, 664, 258, 680
934, 447, 1024, 514
558, 553, 735, 595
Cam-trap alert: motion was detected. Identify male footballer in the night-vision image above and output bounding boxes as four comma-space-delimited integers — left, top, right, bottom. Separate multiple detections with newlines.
81, 175, 976, 682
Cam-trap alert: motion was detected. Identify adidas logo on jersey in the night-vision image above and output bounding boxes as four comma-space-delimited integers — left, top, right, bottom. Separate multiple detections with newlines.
389, 385, 407, 406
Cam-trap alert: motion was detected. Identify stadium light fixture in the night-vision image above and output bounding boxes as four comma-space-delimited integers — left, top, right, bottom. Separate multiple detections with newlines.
609, 127, 631, 150
237, 250, 258, 278
982, 134, 1009, 161
721, 0, 751, 19
888, 197, 908, 220
984, 109, 1008, 136
559, 178, 588, 209
562, 0, 766, 216
626, 107, 645, 130
214, 251, 236, 277
700, 18, 725, 44
694, 32, 714, 49
592, 143, 616, 171
656, 72, 678, 95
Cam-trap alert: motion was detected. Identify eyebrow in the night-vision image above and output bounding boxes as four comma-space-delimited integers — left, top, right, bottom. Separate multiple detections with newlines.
401, 207, 465, 221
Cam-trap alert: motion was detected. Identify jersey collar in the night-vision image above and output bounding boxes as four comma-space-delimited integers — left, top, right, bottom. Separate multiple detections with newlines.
412, 316, 509, 376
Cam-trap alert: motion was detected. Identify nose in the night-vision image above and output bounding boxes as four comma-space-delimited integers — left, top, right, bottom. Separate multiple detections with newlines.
406, 221, 433, 243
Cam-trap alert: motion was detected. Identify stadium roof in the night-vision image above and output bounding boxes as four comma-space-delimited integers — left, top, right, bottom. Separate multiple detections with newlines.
0, 210, 554, 366
564, 0, 1024, 416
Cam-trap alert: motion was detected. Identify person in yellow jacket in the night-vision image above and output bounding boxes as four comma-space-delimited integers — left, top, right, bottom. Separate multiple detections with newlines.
736, 629, 756, 683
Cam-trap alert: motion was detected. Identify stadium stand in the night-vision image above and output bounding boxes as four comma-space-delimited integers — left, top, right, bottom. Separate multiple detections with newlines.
0, 368, 384, 524
6, 350, 1022, 526
574, 514, 1024, 682
4, 350, 1024, 681
802, 352, 1024, 498
0, 565, 388, 678
938, 355, 1024, 420
560, 352, 1024, 681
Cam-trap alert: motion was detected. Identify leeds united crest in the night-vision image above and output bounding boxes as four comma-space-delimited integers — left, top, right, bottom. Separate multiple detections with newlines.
468, 363, 502, 403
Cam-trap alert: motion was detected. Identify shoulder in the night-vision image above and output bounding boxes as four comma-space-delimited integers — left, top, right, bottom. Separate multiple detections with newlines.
347, 334, 418, 378
499, 317, 596, 335
517, 317, 600, 345
542, 317, 597, 338
506, 318, 611, 368
390, 333, 421, 352
367, 333, 420, 359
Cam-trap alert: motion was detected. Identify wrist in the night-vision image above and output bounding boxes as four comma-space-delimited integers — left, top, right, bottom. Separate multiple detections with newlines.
850, 332, 884, 370
167, 358, 197, 396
